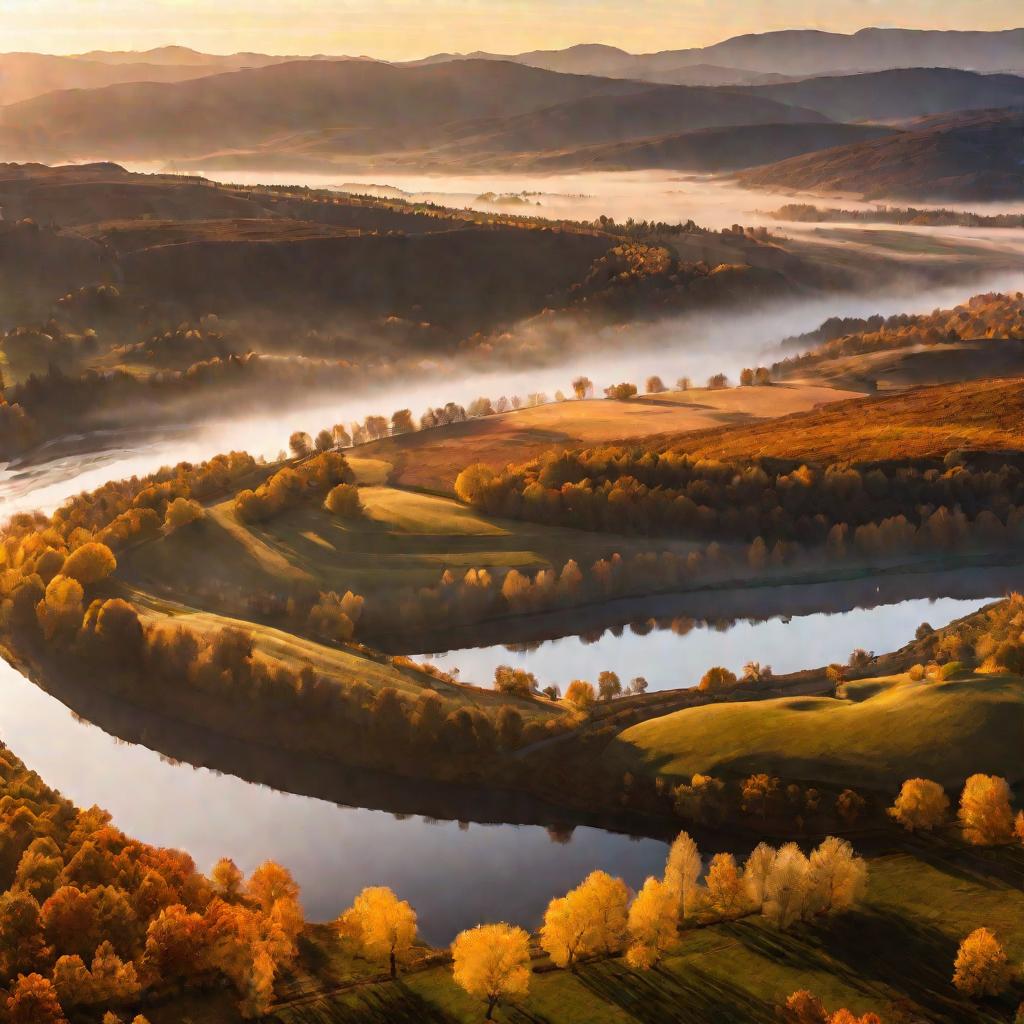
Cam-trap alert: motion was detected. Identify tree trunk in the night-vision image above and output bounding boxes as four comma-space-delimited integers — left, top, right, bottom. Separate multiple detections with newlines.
390, 950, 396, 978
486, 997, 497, 1020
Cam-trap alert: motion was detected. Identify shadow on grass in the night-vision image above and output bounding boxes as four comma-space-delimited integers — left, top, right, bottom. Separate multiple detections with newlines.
726, 909, 1011, 1024
574, 958, 767, 1023
271, 982, 455, 1024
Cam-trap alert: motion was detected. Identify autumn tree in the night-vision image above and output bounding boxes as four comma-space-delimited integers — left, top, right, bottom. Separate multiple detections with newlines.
211, 859, 244, 901
540, 871, 628, 970
739, 368, 755, 386
676, 376, 691, 391
571, 376, 593, 400
61, 542, 116, 585
625, 877, 676, 970
451, 923, 531, 1020
805, 837, 867, 915
35, 575, 84, 640
597, 670, 622, 701
743, 843, 777, 911
953, 928, 1011, 997
698, 665, 737, 692
889, 778, 949, 831
493, 665, 537, 698
959, 774, 1015, 845
314, 429, 334, 452
454, 464, 497, 507
645, 375, 666, 394
763, 843, 809, 930
664, 831, 702, 919
391, 409, 415, 435
565, 680, 595, 709
340, 886, 417, 977
163, 498, 204, 534
707, 373, 729, 389
705, 853, 746, 918
6, 973, 67, 1024
324, 483, 363, 518
288, 432, 313, 458
604, 382, 638, 400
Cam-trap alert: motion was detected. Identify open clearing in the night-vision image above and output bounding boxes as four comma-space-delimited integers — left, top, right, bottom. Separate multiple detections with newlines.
361, 384, 859, 493
604, 673, 1024, 790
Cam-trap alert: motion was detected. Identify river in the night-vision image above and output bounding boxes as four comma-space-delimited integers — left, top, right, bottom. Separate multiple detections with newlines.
1, 167, 1021, 939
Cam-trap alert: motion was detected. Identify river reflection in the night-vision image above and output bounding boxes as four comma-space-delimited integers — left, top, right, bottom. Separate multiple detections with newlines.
0, 657, 667, 942
417, 594, 995, 692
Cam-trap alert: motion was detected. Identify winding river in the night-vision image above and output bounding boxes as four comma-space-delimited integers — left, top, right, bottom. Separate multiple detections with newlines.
2, 172, 1022, 937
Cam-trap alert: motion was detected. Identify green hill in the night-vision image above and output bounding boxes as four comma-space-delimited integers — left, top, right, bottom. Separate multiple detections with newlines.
605, 674, 1024, 790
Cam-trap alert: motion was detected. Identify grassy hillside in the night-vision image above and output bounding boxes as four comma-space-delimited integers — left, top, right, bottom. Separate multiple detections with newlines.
657, 376, 1024, 463
362, 385, 857, 493
606, 673, 1024, 790
251, 848, 1024, 1024
737, 108, 1024, 201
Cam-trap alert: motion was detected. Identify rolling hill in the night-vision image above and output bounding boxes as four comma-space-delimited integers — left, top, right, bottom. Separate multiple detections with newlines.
740, 68, 1024, 123
737, 107, 1024, 201
0, 58, 827, 167
0, 59, 656, 162
522, 122, 896, 173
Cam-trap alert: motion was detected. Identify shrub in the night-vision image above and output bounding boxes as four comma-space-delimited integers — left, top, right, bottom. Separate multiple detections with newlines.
324, 484, 363, 518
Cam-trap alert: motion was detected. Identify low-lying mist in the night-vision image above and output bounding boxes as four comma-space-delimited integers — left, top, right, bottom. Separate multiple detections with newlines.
5, 261, 1023, 523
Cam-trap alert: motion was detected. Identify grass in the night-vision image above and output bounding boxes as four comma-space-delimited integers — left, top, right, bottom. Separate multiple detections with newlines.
603, 673, 1024, 790
359, 388, 853, 494
259, 847, 1024, 1024
118, 484, 699, 600
657, 376, 1024, 463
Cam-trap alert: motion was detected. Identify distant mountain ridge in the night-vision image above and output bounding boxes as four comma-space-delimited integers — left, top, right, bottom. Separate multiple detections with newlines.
408, 27, 1024, 79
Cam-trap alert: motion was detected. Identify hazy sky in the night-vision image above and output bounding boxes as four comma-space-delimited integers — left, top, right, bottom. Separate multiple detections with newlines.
2, 0, 1020, 59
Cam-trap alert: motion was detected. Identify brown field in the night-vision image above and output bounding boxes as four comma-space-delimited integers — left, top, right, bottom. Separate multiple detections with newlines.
656, 376, 1024, 463
364, 384, 858, 492
781, 339, 1024, 393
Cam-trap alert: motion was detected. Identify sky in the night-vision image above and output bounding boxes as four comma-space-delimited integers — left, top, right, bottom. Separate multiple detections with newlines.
1, 0, 1021, 60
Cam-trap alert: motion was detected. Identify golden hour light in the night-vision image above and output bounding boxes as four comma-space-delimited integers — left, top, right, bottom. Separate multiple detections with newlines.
1, 2, 1023, 1021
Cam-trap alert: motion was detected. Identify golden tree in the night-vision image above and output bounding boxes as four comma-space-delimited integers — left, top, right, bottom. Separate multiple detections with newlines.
451, 923, 531, 1020
61, 542, 117, 585
625, 877, 677, 970
952, 928, 1012, 997
805, 838, 867, 915
7, 974, 67, 1024
540, 870, 629, 969
743, 843, 777, 911
888, 778, 949, 831
664, 830, 702, 919
958, 774, 1015, 845
764, 843, 809, 930
705, 853, 746, 918
340, 886, 418, 977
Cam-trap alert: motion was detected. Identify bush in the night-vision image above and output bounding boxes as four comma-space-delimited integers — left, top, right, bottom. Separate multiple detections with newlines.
698, 666, 738, 693
940, 661, 968, 680
324, 483, 363, 518
163, 498, 205, 534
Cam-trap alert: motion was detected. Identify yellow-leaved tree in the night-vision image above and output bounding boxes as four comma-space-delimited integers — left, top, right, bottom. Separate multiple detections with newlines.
664, 831, 702, 919
539, 870, 629, 970
705, 853, 746, 918
451, 923, 531, 1021
888, 778, 949, 831
952, 927, 1011, 997
625, 877, 677, 970
339, 886, 418, 977
958, 774, 1015, 845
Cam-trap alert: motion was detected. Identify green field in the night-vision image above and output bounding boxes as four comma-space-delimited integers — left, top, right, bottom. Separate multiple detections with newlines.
604, 674, 1024, 791
208, 846, 1024, 1024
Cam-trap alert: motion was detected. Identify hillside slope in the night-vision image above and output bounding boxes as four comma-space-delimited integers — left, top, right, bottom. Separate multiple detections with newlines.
737, 109, 1024, 200
523, 122, 895, 173
0, 59, 653, 161
739, 68, 1024, 122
